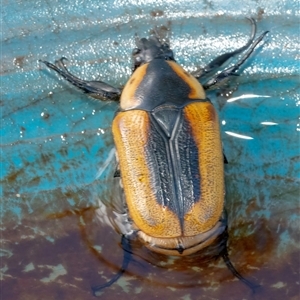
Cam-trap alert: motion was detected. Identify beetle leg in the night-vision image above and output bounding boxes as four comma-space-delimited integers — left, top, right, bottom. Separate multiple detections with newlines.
192, 18, 257, 79
39, 57, 121, 101
113, 169, 121, 178
92, 235, 132, 295
220, 229, 260, 292
223, 152, 228, 164
202, 29, 269, 90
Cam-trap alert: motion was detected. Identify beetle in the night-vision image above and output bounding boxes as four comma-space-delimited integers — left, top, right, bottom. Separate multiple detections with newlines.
40, 18, 268, 295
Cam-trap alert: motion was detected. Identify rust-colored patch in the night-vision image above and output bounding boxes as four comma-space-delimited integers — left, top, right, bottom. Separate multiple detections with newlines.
6, 168, 24, 183
257, 7, 265, 21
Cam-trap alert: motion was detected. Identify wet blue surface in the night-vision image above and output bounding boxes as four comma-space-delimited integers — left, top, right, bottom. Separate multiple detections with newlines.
1, 0, 299, 299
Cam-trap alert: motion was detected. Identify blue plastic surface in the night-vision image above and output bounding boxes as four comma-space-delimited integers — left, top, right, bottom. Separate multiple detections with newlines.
1, 0, 299, 299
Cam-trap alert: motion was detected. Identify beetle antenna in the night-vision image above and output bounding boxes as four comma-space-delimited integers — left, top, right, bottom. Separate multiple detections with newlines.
92, 235, 132, 296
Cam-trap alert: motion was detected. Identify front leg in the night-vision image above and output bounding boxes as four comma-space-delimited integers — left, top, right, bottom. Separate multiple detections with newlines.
192, 18, 258, 80
39, 57, 121, 101
203, 30, 268, 90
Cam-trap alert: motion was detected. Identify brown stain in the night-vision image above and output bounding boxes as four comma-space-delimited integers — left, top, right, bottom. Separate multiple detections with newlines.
257, 7, 265, 21
60, 164, 70, 171
228, 217, 276, 268
6, 168, 24, 183
13, 56, 25, 68
150, 10, 164, 17
40, 153, 54, 164
58, 146, 68, 156
41, 112, 50, 119
27, 176, 41, 188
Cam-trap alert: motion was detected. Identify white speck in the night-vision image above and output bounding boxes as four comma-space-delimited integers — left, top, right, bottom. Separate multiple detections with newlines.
45, 236, 55, 243
97, 128, 104, 134
23, 263, 35, 272
74, 277, 83, 281
16, 193, 21, 197
93, 245, 103, 252
40, 264, 67, 283
222, 120, 226, 125
271, 281, 286, 289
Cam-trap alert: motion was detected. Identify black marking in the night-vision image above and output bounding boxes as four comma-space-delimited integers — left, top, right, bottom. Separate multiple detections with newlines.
131, 60, 203, 111
145, 104, 201, 230
152, 105, 180, 137
177, 244, 185, 254
114, 169, 121, 178
223, 153, 228, 164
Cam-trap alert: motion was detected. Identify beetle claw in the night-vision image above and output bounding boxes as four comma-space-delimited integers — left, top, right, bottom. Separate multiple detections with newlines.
92, 236, 132, 295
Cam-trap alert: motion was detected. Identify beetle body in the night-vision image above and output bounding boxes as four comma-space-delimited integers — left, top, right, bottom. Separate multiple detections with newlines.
113, 59, 225, 255
40, 18, 268, 292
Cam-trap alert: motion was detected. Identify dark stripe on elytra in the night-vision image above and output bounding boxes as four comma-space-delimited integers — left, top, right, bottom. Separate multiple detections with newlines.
145, 108, 201, 222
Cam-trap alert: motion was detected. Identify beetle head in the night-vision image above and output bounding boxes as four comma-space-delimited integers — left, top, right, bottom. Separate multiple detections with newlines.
132, 36, 175, 71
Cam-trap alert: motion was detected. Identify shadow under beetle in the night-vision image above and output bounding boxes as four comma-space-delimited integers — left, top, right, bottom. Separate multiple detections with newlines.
40, 18, 268, 296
